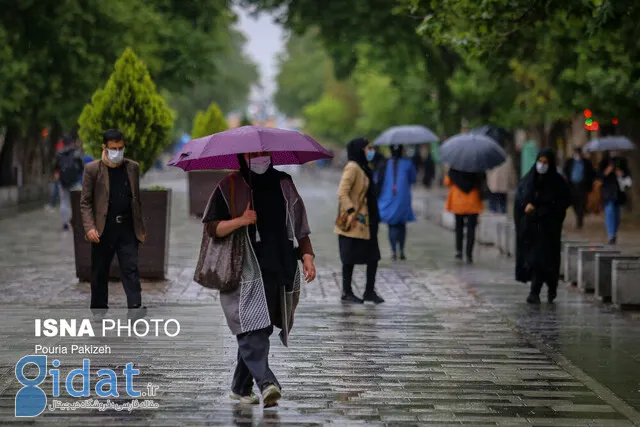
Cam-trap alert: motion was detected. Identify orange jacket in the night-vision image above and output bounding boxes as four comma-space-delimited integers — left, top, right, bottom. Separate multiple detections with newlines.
444, 175, 483, 215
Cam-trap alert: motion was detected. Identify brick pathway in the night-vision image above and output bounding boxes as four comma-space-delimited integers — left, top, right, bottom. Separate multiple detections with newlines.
0, 169, 639, 426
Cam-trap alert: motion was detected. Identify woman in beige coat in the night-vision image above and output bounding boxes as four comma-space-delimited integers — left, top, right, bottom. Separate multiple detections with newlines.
335, 137, 384, 304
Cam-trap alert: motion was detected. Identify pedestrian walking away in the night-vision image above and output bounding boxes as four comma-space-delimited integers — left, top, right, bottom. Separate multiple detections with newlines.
80, 129, 147, 320
486, 153, 517, 214
422, 145, 436, 189
563, 147, 595, 229
54, 135, 84, 230
376, 144, 417, 261
199, 152, 316, 408
335, 137, 384, 304
445, 169, 484, 264
599, 152, 630, 244
514, 149, 570, 304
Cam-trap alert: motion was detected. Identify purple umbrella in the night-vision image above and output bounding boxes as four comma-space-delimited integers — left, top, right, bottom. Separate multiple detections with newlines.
167, 126, 333, 171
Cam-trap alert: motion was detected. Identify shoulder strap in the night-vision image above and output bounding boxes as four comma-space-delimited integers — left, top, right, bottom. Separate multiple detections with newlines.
229, 175, 236, 218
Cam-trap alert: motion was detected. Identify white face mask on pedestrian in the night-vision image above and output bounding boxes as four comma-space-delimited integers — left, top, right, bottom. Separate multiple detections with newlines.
249, 156, 271, 174
536, 162, 549, 174
107, 148, 124, 164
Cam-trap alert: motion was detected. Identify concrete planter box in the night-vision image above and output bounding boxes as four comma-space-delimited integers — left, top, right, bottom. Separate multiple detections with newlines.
477, 214, 508, 246
596, 254, 640, 302
71, 189, 172, 281
188, 171, 229, 217
612, 259, 640, 309
560, 240, 587, 279
496, 221, 516, 257
564, 243, 603, 285
577, 247, 618, 293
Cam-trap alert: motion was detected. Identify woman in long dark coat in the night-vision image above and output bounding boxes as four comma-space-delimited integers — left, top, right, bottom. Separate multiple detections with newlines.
514, 148, 571, 304
335, 137, 384, 304
201, 152, 316, 408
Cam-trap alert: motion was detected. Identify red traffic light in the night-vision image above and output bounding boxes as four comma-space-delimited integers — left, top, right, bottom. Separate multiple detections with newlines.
612, 118, 619, 125
592, 121, 599, 131
583, 109, 592, 118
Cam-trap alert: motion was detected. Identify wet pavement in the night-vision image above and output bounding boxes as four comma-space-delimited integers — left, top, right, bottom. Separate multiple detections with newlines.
0, 168, 639, 426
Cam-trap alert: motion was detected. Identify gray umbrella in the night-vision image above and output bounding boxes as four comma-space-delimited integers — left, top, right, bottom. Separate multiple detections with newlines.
583, 136, 635, 153
373, 125, 439, 146
440, 133, 506, 172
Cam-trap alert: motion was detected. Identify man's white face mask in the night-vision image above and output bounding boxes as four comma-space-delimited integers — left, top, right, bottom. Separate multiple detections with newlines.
249, 156, 271, 174
107, 148, 124, 164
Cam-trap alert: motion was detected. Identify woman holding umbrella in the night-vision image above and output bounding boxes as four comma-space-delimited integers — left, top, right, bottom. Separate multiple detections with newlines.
376, 144, 417, 261
599, 151, 630, 244
335, 137, 384, 304
514, 149, 570, 304
444, 169, 484, 263
200, 152, 316, 408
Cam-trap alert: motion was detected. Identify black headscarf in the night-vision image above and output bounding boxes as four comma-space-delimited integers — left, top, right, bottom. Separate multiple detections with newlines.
347, 137, 372, 177
346, 137, 380, 223
236, 154, 296, 282
448, 168, 483, 194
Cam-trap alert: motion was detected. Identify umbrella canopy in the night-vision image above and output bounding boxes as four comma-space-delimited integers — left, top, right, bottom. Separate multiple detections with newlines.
440, 133, 506, 172
167, 126, 333, 171
583, 136, 635, 153
470, 125, 508, 147
373, 125, 439, 146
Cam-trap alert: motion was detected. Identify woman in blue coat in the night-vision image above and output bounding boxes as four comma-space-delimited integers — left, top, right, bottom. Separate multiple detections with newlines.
376, 145, 417, 260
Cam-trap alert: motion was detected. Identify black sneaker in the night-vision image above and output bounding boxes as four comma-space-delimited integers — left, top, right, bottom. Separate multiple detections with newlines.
455, 252, 463, 261
341, 293, 364, 304
127, 306, 148, 321
526, 294, 541, 304
392, 253, 397, 261
548, 291, 557, 304
62, 224, 70, 231
363, 292, 385, 304
400, 253, 406, 261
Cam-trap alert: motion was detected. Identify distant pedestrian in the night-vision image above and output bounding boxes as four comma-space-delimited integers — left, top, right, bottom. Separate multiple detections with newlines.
411, 146, 422, 173
514, 149, 570, 304
599, 152, 630, 244
46, 139, 66, 212
486, 153, 517, 214
563, 147, 595, 229
200, 151, 315, 408
376, 144, 417, 261
445, 169, 484, 264
54, 135, 84, 230
422, 146, 436, 189
80, 129, 147, 320
335, 137, 384, 304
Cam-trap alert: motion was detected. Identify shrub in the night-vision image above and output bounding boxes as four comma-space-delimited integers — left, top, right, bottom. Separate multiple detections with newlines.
191, 102, 229, 139
78, 48, 175, 175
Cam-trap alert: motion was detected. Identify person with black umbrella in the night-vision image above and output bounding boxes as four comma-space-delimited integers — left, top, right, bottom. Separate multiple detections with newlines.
514, 149, 571, 304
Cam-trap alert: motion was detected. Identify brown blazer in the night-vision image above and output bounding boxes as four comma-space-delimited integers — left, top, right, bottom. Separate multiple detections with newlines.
334, 161, 371, 240
80, 158, 146, 242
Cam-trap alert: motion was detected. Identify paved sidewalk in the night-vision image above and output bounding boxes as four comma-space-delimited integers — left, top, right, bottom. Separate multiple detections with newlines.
0, 169, 639, 426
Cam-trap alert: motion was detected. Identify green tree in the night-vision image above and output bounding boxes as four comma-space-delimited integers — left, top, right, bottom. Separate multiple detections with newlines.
274, 28, 331, 117
191, 102, 229, 138
169, 29, 259, 133
78, 48, 175, 175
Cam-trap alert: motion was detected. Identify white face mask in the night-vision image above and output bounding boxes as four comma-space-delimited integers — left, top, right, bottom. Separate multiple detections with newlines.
536, 161, 549, 174
249, 156, 271, 174
107, 148, 124, 164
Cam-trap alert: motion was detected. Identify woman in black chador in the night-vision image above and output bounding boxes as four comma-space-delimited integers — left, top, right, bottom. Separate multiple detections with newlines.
514, 149, 570, 304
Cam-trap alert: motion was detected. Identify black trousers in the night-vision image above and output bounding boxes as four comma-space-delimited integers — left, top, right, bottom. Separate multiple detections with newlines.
342, 262, 378, 295
90, 219, 142, 310
530, 270, 558, 298
455, 214, 478, 258
570, 184, 588, 228
231, 325, 279, 395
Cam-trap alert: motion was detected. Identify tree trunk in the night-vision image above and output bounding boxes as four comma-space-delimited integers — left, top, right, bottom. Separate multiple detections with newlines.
0, 127, 16, 186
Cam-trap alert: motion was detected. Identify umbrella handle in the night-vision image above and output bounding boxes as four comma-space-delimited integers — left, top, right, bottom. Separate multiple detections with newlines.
248, 157, 261, 243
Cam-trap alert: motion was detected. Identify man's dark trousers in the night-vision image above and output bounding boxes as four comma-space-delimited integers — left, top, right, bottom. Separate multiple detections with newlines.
90, 216, 142, 310
570, 184, 588, 228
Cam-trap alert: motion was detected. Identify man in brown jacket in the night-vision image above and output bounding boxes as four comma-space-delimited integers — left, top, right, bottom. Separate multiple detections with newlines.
80, 129, 147, 319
